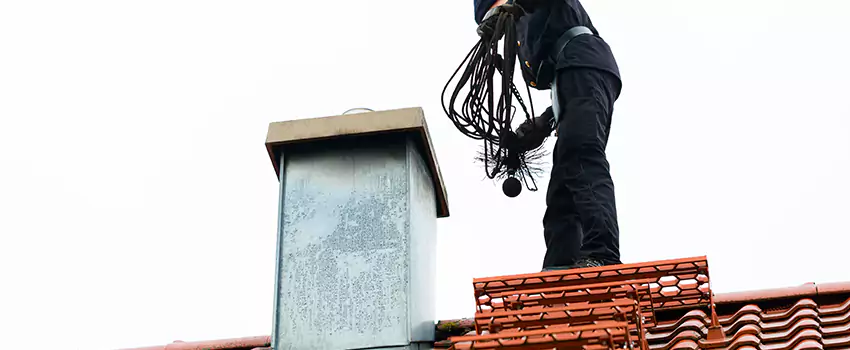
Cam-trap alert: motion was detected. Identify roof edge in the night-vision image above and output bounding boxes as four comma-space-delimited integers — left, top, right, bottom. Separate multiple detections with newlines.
118, 335, 270, 350
715, 281, 850, 304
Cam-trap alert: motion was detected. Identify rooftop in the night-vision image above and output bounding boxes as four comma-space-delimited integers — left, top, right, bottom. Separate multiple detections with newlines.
122, 280, 850, 350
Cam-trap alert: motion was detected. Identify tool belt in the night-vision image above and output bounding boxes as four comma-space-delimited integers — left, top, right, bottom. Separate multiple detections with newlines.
521, 25, 594, 89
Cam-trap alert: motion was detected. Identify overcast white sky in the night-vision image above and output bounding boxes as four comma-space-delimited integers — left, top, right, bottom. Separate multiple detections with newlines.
1, 0, 848, 349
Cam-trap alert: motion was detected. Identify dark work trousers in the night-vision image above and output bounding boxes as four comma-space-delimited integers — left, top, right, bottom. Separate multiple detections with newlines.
542, 67, 622, 269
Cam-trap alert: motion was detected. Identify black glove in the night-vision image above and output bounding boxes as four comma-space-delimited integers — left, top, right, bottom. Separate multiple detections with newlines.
477, 2, 530, 40
476, 6, 502, 40
515, 107, 554, 151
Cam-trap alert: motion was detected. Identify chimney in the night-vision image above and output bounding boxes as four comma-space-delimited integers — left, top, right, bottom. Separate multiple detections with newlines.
264, 107, 450, 350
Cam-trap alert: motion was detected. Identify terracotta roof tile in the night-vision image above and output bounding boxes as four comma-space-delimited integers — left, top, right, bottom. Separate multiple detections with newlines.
664, 295, 850, 349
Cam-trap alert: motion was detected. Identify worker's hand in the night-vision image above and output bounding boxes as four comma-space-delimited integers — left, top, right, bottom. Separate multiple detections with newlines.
477, 7, 502, 40
515, 108, 554, 151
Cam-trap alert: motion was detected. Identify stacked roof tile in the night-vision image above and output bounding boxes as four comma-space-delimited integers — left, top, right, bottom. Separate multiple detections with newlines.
443, 256, 719, 349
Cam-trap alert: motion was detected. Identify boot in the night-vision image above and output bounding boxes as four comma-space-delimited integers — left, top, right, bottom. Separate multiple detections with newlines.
541, 257, 605, 272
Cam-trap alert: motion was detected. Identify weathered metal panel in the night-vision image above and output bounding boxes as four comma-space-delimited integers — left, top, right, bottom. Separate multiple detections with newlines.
272, 135, 436, 350
406, 139, 437, 343
270, 152, 287, 350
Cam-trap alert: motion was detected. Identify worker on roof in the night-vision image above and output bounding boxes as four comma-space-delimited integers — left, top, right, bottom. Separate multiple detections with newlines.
474, 0, 622, 271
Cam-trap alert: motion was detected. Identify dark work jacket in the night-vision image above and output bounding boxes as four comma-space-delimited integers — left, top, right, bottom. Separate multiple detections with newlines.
473, 0, 621, 91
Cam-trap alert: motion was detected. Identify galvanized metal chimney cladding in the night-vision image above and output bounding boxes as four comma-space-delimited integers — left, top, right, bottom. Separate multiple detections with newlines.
264, 107, 450, 350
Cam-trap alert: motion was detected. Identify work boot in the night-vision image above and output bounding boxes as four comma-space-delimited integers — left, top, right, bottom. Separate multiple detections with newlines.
541, 265, 572, 272
572, 257, 605, 268
541, 257, 605, 272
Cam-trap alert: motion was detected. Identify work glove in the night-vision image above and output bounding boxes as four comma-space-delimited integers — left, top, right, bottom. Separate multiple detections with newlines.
515, 107, 554, 151
477, 0, 552, 40
477, 1, 528, 40
476, 6, 502, 40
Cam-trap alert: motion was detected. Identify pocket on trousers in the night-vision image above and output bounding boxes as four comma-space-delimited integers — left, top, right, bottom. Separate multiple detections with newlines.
556, 97, 601, 149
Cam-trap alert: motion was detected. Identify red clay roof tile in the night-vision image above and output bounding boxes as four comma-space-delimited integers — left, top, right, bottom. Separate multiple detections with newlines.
647, 296, 850, 349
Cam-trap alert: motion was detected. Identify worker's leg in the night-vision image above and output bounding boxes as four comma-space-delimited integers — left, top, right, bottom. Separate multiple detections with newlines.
543, 67, 621, 268
542, 159, 583, 268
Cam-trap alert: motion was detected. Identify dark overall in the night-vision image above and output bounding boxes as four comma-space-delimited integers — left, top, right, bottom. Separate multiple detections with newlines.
474, 0, 623, 268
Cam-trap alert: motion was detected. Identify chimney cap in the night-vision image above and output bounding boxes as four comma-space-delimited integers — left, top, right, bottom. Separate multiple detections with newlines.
265, 107, 450, 218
